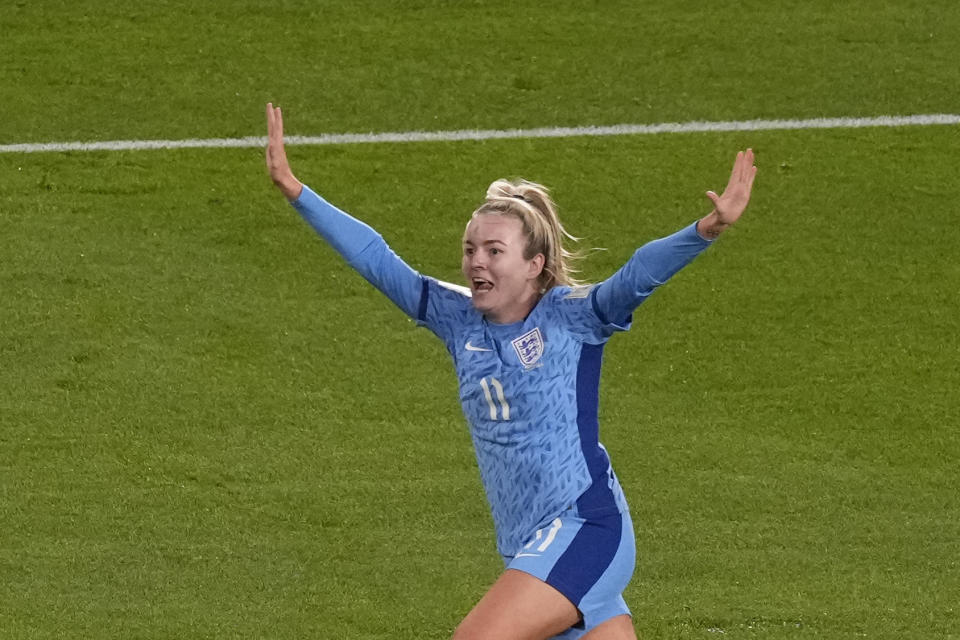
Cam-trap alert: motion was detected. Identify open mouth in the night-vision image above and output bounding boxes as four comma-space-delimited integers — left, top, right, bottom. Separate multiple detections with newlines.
472, 278, 494, 292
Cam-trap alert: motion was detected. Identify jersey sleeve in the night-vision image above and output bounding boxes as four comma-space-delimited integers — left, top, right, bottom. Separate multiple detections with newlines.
291, 185, 424, 319
592, 220, 713, 327
416, 278, 476, 345
544, 285, 630, 344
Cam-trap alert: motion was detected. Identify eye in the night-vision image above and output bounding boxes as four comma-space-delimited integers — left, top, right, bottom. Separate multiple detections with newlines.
464, 247, 474, 256
490, 248, 502, 255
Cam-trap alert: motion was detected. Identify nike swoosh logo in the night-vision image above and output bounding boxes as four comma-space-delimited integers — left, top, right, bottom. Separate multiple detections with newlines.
465, 342, 493, 352
514, 553, 540, 558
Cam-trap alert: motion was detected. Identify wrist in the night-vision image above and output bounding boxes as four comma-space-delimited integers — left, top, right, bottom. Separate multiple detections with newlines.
276, 175, 303, 201
697, 210, 729, 240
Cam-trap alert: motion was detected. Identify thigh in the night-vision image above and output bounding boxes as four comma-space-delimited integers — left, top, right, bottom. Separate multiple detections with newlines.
580, 614, 636, 640
508, 512, 636, 636
452, 569, 580, 640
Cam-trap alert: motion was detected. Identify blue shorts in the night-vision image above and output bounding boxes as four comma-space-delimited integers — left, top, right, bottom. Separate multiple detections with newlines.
501, 509, 636, 639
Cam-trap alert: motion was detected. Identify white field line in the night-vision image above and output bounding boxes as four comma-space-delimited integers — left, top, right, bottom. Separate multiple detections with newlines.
1, 114, 958, 154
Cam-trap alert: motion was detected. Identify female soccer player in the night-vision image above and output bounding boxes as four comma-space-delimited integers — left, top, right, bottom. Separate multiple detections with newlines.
265, 103, 756, 640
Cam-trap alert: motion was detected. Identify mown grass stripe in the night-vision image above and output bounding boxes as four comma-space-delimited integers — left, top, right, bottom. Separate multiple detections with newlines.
2, 114, 958, 154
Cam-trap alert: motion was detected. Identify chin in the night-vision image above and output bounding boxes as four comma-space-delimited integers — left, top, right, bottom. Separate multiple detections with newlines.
470, 296, 492, 312
469, 292, 497, 314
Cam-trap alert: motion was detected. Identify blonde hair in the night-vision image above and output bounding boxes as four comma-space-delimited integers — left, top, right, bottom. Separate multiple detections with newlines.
470, 179, 583, 292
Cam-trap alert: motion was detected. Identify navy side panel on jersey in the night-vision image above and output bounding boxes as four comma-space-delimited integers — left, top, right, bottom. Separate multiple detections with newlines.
290, 185, 715, 557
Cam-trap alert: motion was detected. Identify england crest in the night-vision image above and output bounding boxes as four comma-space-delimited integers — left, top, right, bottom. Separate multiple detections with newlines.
511, 327, 544, 368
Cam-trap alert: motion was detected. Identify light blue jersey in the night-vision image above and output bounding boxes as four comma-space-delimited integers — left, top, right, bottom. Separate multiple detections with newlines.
292, 185, 712, 555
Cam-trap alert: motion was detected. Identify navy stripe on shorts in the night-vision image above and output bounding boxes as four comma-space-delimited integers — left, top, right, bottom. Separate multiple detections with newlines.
502, 509, 636, 638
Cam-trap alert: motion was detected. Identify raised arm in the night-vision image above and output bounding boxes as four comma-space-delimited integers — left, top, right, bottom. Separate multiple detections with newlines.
593, 149, 757, 325
264, 103, 423, 319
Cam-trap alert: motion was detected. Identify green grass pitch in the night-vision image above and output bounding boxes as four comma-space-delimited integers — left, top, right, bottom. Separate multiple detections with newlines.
2, 1, 959, 638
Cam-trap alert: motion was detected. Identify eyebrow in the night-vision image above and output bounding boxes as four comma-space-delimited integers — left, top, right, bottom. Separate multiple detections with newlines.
463, 239, 508, 246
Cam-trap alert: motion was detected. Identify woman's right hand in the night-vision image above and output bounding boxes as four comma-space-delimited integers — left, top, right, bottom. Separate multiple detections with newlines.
696, 148, 757, 239
265, 102, 304, 201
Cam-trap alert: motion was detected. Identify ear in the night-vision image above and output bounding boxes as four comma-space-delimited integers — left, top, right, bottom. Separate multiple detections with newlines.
527, 253, 545, 281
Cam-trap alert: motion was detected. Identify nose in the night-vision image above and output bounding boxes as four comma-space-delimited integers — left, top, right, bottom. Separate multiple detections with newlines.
469, 251, 487, 270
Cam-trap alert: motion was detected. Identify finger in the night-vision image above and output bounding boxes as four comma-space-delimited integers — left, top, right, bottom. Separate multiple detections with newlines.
267, 104, 284, 141
739, 148, 756, 188
265, 104, 275, 163
266, 103, 278, 142
741, 148, 755, 183
746, 164, 757, 193
266, 105, 284, 167
739, 149, 752, 183
705, 190, 720, 208
726, 151, 743, 191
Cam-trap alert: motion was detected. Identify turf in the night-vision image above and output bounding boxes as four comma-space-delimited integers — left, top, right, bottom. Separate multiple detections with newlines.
3, 0, 960, 142
2, 2, 959, 639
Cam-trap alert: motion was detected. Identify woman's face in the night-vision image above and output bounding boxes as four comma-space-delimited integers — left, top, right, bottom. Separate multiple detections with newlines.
462, 214, 544, 324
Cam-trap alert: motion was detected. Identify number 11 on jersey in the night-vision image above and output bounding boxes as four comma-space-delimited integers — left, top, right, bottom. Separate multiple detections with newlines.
479, 377, 510, 421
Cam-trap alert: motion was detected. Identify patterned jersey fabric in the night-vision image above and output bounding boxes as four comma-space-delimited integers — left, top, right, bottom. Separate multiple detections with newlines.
291, 185, 712, 555
420, 281, 631, 554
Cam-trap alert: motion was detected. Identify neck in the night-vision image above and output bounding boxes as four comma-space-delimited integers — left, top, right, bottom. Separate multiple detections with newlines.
486, 289, 541, 325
